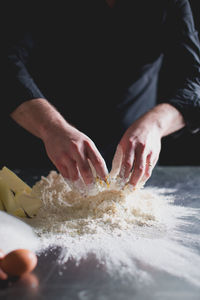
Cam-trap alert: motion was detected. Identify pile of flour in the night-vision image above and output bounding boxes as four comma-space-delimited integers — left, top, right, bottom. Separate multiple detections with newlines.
28, 171, 165, 237
25, 171, 200, 287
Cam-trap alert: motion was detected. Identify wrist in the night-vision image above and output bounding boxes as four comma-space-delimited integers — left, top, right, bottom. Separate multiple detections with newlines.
11, 98, 73, 143
146, 109, 166, 138
141, 103, 185, 138
135, 108, 164, 138
41, 115, 73, 143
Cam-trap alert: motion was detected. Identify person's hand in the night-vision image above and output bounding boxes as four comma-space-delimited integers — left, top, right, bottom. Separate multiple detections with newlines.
9, 98, 108, 186
111, 116, 162, 187
43, 123, 108, 185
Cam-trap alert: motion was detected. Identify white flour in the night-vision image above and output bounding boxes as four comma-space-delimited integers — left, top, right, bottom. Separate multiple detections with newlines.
25, 171, 200, 287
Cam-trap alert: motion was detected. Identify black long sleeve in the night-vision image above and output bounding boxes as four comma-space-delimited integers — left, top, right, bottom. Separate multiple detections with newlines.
3, 0, 200, 134
4, 32, 45, 115
161, 0, 200, 133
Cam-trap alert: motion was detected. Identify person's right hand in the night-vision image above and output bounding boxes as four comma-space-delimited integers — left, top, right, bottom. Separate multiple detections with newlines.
42, 123, 108, 185
10, 98, 108, 186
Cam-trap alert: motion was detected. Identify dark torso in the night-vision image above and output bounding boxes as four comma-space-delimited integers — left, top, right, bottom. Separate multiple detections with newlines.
3, 0, 168, 168
26, 1, 165, 150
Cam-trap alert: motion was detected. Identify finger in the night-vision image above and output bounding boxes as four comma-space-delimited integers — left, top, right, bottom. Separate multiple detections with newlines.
141, 153, 154, 184
119, 142, 134, 179
64, 157, 79, 182
129, 149, 147, 187
76, 154, 94, 185
52, 156, 70, 179
110, 145, 123, 177
57, 163, 70, 179
86, 142, 108, 180
88, 159, 97, 178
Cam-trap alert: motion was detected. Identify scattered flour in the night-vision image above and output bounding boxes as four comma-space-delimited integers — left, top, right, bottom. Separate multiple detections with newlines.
25, 171, 200, 287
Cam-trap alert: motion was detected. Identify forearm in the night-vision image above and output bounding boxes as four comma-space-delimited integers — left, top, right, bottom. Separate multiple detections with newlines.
10, 98, 71, 141
139, 103, 186, 138
10, 98, 108, 183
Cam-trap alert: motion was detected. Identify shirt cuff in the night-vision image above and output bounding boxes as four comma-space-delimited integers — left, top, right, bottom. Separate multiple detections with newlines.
167, 97, 200, 134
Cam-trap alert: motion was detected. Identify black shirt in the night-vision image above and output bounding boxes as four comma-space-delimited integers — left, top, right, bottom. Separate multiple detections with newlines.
3, 0, 200, 167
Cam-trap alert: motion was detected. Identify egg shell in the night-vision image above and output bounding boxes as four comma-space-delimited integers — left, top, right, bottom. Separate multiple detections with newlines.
0, 249, 37, 277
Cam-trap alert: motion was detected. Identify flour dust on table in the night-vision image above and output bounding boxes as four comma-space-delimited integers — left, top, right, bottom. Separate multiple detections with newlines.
25, 171, 200, 287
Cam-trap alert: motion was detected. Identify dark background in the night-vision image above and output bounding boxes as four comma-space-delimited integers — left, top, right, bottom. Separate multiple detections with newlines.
1, 0, 200, 171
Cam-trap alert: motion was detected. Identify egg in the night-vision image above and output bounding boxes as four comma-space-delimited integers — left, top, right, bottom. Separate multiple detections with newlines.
0, 249, 37, 277
0, 268, 8, 280
0, 249, 5, 260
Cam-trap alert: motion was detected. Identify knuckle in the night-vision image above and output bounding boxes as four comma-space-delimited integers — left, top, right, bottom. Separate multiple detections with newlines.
124, 160, 132, 170
84, 139, 92, 148
71, 141, 79, 151
146, 170, 151, 178
127, 138, 134, 148
138, 141, 145, 150
148, 149, 153, 156
138, 165, 144, 173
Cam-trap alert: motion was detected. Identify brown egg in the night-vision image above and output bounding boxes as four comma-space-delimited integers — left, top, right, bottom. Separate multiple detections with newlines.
0, 249, 37, 277
0, 249, 8, 280
0, 249, 5, 260
0, 268, 8, 280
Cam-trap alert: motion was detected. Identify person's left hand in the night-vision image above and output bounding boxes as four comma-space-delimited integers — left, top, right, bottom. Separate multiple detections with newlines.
111, 116, 162, 187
